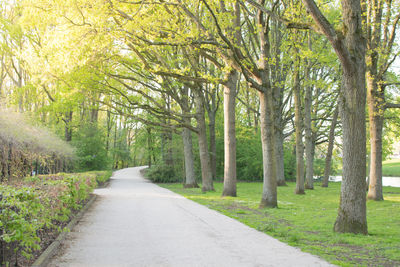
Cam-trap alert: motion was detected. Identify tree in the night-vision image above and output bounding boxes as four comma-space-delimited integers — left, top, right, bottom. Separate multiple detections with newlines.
365, 0, 400, 201
293, 55, 305, 195
302, 0, 368, 234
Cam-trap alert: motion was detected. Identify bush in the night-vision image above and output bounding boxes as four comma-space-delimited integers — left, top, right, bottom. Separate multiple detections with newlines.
0, 171, 109, 265
93, 170, 113, 185
145, 164, 180, 183
0, 185, 48, 259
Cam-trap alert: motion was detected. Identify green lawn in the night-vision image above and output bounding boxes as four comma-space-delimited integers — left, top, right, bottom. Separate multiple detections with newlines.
383, 158, 400, 176
160, 182, 400, 266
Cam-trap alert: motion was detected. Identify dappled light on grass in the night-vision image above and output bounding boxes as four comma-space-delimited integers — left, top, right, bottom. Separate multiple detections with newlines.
161, 181, 400, 266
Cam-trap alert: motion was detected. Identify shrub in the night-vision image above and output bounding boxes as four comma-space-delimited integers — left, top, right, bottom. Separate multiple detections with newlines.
145, 164, 180, 183
0, 171, 109, 266
0, 185, 48, 259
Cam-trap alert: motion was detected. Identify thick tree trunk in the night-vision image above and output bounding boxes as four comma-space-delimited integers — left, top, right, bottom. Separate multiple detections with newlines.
333, 0, 368, 234
367, 79, 384, 201
322, 107, 339, 187
222, 70, 237, 197
334, 64, 367, 234
302, 0, 368, 234
294, 68, 305, 195
182, 127, 198, 188
194, 90, 214, 192
259, 90, 278, 208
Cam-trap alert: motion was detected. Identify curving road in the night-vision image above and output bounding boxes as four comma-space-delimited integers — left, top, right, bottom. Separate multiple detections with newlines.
48, 167, 334, 267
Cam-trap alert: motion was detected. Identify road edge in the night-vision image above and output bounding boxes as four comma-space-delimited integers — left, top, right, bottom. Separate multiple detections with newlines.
31, 194, 98, 267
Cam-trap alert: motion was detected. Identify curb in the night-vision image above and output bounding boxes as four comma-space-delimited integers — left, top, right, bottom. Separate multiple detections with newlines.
32, 195, 98, 267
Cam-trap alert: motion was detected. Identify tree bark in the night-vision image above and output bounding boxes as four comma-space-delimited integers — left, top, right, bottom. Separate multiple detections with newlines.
365, 0, 384, 201
182, 127, 198, 188
334, 1, 368, 235
208, 113, 217, 179
255, 0, 277, 208
367, 80, 384, 200
259, 90, 278, 207
303, 0, 368, 235
294, 66, 305, 194
194, 89, 214, 192
322, 106, 339, 187
222, 70, 238, 197
304, 64, 314, 190
334, 63, 367, 234
275, 130, 286, 186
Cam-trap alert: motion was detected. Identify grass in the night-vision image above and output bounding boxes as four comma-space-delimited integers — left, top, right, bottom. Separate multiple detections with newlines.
160, 181, 400, 267
382, 158, 400, 177
336, 158, 400, 177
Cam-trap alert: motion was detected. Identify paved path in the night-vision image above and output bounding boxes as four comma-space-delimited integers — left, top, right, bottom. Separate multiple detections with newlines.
48, 167, 333, 267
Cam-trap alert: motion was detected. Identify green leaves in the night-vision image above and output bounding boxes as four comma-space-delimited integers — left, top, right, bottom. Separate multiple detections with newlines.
0, 171, 109, 264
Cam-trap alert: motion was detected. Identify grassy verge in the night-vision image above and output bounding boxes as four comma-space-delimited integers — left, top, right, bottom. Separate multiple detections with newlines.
382, 159, 400, 177
160, 181, 400, 266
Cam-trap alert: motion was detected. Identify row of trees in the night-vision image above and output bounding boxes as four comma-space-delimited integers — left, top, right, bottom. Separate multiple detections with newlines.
1, 0, 400, 234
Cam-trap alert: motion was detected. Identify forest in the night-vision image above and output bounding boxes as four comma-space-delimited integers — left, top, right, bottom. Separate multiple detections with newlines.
0, 0, 400, 265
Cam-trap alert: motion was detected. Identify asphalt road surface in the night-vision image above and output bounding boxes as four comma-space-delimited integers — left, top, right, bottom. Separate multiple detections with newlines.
48, 167, 334, 267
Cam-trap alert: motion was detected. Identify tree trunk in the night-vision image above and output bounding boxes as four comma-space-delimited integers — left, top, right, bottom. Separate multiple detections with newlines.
322, 106, 339, 187
208, 113, 217, 180
275, 130, 286, 186
64, 111, 73, 142
259, 90, 278, 208
147, 127, 152, 168
302, 0, 368, 234
246, 89, 252, 127
294, 67, 305, 195
256, 2, 277, 208
194, 90, 214, 192
334, 63, 367, 234
304, 69, 314, 190
182, 127, 198, 188
367, 79, 384, 201
222, 70, 238, 197
106, 109, 111, 153
333, 1, 368, 234
254, 112, 259, 134
166, 131, 173, 167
